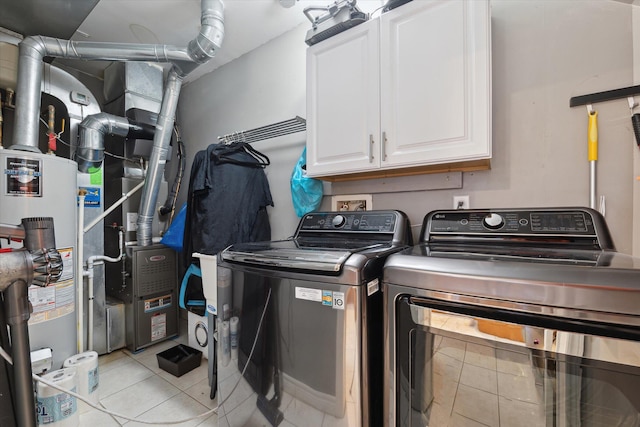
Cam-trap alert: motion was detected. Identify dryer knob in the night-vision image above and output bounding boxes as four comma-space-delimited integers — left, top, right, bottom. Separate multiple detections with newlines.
332, 215, 346, 228
483, 213, 505, 230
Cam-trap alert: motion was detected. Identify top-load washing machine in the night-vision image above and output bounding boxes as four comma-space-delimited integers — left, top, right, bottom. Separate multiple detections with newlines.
216, 210, 411, 427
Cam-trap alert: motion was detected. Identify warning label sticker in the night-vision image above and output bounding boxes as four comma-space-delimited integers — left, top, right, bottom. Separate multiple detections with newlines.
28, 248, 75, 325
144, 294, 172, 313
151, 313, 167, 341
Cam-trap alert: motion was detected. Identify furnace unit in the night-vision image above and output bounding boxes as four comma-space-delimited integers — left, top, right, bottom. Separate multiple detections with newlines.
107, 244, 178, 352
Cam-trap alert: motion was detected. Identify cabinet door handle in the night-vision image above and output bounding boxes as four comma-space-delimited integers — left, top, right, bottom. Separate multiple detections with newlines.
369, 134, 374, 163
382, 131, 388, 161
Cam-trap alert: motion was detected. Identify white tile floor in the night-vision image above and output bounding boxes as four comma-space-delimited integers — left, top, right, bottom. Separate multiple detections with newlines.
419, 311, 546, 427
79, 322, 218, 426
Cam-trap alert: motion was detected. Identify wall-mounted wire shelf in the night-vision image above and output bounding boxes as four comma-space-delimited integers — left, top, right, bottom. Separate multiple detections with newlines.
218, 116, 306, 144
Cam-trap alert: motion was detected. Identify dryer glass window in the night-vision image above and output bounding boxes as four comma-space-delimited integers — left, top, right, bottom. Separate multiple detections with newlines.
395, 296, 640, 427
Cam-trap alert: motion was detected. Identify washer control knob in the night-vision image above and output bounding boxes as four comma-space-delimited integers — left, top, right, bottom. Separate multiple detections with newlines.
332, 215, 346, 228
483, 213, 504, 230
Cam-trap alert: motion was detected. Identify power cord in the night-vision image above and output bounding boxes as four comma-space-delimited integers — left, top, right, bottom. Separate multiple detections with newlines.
0, 288, 272, 425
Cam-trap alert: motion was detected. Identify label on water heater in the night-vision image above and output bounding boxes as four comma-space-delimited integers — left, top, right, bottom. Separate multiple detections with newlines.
5, 156, 42, 197
79, 186, 101, 208
29, 248, 74, 324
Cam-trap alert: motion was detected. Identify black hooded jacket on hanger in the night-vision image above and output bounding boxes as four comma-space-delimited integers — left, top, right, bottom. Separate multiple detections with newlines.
183, 142, 273, 267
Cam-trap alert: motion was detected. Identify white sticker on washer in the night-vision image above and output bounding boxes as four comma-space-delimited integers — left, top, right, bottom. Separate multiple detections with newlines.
333, 292, 345, 310
295, 287, 322, 302
367, 279, 380, 296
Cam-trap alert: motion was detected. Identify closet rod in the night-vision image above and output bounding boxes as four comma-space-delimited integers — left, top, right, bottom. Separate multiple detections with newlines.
219, 116, 306, 144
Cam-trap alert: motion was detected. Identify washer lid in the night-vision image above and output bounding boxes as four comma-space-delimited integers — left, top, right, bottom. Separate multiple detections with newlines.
220, 238, 390, 273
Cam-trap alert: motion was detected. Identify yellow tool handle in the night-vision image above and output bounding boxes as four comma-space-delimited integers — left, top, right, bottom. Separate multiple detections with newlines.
588, 110, 598, 161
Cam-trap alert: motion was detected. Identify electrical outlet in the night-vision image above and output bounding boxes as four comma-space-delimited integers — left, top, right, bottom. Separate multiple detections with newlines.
331, 194, 372, 211
453, 195, 469, 210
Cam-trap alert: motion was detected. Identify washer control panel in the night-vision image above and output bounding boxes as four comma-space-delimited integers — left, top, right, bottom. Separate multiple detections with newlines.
425, 208, 608, 240
299, 211, 399, 233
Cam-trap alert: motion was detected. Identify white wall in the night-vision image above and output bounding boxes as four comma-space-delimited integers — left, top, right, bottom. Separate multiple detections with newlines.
177, 0, 637, 253
478, 0, 634, 253
177, 24, 308, 241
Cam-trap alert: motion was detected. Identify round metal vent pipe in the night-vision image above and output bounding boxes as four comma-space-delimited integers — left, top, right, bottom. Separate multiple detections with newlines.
76, 113, 155, 173
9, 0, 225, 245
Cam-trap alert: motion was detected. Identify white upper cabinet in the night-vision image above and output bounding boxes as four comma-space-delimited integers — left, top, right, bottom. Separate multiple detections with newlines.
306, 0, 491, 179
306, 19, 380, 176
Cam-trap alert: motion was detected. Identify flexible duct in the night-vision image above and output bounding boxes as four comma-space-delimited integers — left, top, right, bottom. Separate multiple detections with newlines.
76, 113, 155, 172
9, 0, 225, 244
160, 136, 185, 218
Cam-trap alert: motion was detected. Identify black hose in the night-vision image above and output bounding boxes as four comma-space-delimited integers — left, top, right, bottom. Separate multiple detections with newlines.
632, 113, 640, 149
159, 130, 185, 218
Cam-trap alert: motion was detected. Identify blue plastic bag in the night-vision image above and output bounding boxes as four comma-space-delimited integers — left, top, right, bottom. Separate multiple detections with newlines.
160, 202, 187, 251
290, 147, 323, 217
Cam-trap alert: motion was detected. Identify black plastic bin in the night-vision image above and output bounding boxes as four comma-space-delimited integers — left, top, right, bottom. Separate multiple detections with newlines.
157, 344, 202, 377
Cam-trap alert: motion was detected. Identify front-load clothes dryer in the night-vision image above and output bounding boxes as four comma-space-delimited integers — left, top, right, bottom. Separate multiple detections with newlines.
383, 207, 640, 427
217, 210, 411, 427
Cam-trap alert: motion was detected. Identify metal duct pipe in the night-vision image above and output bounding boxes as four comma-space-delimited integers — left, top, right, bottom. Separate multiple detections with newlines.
76, 113, 155, 172
10, 38, 187, 153
136, 0, 225, 245
187, 0, 225, 66
10, 0, 224, 246
136, 67, 183, 246
10, 0, 224, 152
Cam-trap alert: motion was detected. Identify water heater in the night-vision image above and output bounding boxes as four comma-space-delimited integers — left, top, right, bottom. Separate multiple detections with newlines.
0, 150, 77, 369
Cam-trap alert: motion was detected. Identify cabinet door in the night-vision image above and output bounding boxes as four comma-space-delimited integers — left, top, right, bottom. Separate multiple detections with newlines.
380, 0, 491, 168
306, 20, 380, 177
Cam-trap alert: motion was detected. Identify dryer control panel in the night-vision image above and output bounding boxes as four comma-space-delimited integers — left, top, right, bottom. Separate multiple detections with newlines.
423, 207, 614, 250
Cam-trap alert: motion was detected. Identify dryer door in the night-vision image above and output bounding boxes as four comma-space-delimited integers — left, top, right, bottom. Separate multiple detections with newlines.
393, 295, 640, 427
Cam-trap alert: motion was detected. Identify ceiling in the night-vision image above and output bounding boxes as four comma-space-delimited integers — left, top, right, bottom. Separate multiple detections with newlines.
0, 0, 385, 84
